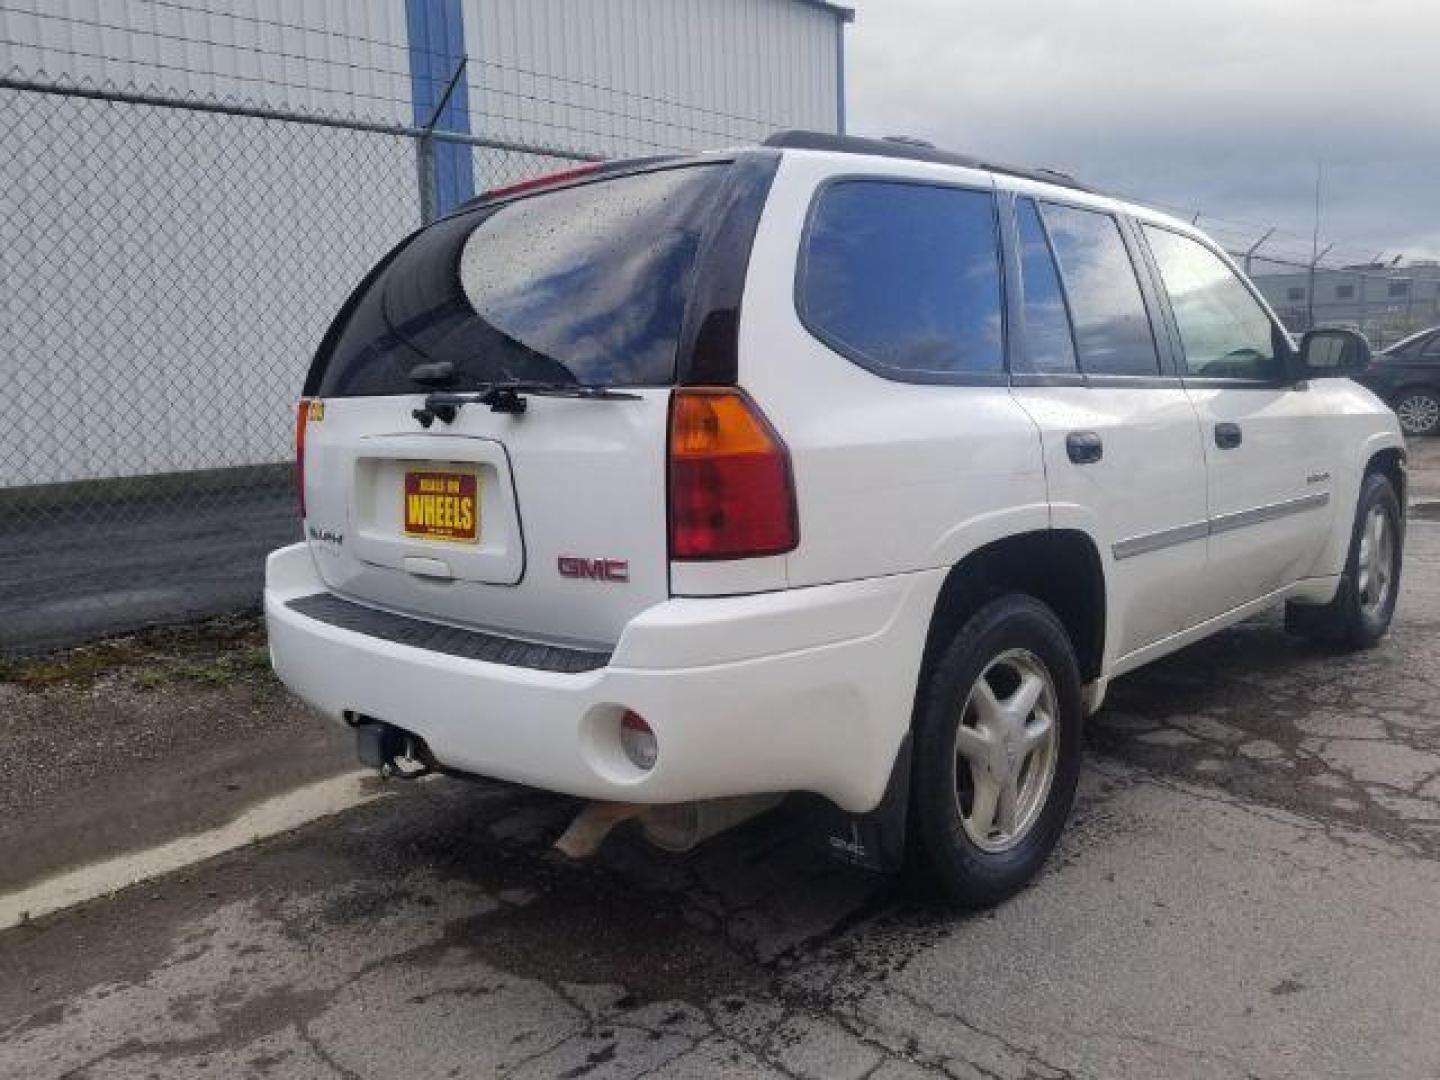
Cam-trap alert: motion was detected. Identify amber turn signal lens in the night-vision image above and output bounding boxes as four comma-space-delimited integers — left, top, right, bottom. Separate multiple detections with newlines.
668, 389, 798, 560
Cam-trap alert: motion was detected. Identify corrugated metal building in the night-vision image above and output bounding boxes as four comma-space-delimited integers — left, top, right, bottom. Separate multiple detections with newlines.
0, 0, 851, 485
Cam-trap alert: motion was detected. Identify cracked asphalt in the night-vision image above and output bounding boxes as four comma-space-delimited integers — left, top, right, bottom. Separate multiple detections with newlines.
5, 508, 1440, 1077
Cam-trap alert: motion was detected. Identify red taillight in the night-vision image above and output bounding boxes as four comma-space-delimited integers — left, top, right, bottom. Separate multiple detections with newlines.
295, 399, 309, 519
668, 389, 798, 560
480, 162, 604, 201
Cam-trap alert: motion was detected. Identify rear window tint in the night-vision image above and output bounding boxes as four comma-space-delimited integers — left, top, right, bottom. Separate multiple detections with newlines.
798, 179, 1004, 380
316, 165, 723, 396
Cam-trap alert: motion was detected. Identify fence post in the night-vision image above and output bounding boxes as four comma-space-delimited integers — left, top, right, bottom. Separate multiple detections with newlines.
416, 56, 468, 224
416, 135, 437, 223
1243, 228, 1274, 276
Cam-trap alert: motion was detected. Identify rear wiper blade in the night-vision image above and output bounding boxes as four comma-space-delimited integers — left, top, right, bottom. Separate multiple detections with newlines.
412, 380, 641, 426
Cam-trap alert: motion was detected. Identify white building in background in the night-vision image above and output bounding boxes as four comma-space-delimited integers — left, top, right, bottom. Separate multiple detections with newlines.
0, 0, 851, 486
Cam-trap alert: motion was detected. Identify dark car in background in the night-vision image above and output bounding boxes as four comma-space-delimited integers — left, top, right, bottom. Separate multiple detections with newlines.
1355, 327, 1440, 435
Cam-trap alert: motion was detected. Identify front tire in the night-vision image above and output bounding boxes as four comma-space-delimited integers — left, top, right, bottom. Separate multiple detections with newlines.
911, 594, 1083, 909
1285, 472, 1402, 648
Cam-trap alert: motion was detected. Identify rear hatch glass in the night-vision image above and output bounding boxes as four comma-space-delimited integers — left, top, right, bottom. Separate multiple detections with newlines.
301, 164, 728, 647
316, 164, 725, 396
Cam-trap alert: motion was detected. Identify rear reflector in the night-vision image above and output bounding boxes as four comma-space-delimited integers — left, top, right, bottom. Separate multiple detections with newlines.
295, 399, 310, 519
668, 389, 798, 560
619, 710, 658, 771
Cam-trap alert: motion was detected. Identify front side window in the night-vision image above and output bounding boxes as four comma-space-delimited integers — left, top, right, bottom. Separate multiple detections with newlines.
799, 179, 1004, 379
1039, 203, 1160, 376
1014, 198, 1079, 374
1142, 225, 1284, 381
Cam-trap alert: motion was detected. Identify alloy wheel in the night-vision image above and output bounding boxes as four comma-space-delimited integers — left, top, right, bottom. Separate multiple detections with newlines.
1395, 393, 1440, 435
952, 648, 1059, 852
1357, 504, 1396, 618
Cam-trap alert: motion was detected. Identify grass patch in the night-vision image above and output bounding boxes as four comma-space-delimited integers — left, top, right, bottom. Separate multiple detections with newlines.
1, 614, 275, 692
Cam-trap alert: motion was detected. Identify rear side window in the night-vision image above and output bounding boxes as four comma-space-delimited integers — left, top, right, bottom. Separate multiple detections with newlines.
1040, 203, 1160, 377
1014, 198, 1079, 375
798, 179, 1004, 380
1141, 225, 1284, 381
316, 165, 724, 396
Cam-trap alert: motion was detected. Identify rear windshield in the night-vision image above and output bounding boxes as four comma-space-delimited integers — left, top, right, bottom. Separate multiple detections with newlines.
315, 164, 724, 395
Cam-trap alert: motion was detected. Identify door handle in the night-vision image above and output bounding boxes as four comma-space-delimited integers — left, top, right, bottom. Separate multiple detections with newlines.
1214, 422, 1243, 449
1065, 431, 1103, 465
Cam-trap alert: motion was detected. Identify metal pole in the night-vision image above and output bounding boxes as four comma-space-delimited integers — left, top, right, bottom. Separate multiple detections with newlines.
0, 74, 596, 159
417, 57, 470, 224
1306, 162, 1324, 329
1307, 244, 1333, 331
1243, 227, 1275, 276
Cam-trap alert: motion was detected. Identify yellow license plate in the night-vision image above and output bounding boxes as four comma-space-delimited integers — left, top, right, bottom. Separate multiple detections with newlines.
403, 469, 480, 543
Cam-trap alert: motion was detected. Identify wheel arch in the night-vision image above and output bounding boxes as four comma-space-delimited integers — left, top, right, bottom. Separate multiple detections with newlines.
917, 529, 1107, 694
1365, 445, 1407, 509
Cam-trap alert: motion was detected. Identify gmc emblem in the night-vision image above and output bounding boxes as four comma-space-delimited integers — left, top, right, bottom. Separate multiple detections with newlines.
557, 556, 630, 583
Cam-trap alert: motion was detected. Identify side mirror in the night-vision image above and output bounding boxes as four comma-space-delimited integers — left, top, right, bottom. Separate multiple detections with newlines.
1296, 327, 1371, 379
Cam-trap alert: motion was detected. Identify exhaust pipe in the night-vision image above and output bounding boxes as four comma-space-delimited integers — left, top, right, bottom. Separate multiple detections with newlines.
553, 794, 783, 860
353, 718, 433, 780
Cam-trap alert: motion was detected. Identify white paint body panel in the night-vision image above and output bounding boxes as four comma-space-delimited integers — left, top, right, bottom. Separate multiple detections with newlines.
1012, 385, 1211, 656
269, 145, 1405, 814
268, 542, 937, 812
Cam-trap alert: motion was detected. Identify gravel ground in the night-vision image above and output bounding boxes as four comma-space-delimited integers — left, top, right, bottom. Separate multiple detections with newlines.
0, 616, 351, 890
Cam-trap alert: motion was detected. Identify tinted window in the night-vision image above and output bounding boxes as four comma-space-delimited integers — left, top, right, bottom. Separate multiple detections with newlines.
800, 180, 1004, 378
1422, 334, 1440, 360
1039, 204, 1160, 376
317, 166, 723, 396
1014, 198, 1078, 374
1142, 225, 1284, 381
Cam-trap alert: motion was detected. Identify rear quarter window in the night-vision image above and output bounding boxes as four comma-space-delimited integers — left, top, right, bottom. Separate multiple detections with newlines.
315, 165, 724, 396
797, 178, 1005, 381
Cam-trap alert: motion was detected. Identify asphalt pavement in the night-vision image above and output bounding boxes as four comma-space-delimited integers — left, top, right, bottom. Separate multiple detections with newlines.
0, 476, 297, 652
4, 454, 1440, 1078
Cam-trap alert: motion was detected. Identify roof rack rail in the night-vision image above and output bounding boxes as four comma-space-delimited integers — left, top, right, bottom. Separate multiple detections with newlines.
881, 135, 936, 149
761, 130, 1091, 193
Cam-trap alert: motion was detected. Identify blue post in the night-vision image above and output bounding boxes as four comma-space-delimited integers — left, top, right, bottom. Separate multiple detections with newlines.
406, 0, 475, 218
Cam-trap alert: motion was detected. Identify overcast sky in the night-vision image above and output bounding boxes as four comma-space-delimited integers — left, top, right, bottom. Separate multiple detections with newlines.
845, 0, 1439, 266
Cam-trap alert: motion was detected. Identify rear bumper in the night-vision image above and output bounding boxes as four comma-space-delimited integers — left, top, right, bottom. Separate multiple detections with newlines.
265, 544, 941, 812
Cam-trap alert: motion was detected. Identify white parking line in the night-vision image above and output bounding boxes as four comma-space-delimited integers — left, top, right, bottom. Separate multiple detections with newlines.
0, 769, 385, 931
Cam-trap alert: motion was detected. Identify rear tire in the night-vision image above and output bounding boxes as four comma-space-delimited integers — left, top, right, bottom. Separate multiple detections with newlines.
1393, 389, 1440, 436
910, 594, 1083, 909
1285, 472, 1402, 648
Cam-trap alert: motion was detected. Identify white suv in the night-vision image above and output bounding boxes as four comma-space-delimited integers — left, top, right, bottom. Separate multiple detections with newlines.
267, 132, 1405, 907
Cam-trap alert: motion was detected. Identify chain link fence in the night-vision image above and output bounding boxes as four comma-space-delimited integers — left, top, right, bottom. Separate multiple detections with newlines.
0, 76, 596, 653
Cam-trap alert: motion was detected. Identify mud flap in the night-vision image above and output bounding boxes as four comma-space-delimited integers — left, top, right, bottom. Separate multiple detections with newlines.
815, 735, 912, 872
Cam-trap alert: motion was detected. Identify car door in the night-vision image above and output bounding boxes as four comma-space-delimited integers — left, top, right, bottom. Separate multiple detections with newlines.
1004, 193, 1211, 661
1137, 222, 1338, 617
